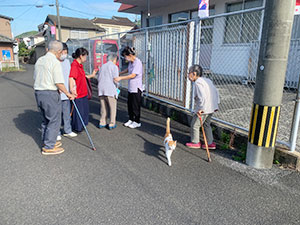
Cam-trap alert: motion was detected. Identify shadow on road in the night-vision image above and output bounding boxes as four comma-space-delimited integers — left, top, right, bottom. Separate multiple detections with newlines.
136, 134, 167, 165
0, 75, 33, 89
13, 109, 42, 147
87, 93, 240, 164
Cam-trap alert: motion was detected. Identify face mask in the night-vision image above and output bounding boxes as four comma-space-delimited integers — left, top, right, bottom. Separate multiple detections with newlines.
60, 54, 67, 61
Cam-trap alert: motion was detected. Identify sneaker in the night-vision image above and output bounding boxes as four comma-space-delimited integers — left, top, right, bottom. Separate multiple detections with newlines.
128, 122, 141, 129
185, 142, 201, 149
202, 142, 216, 150
63, 132, 77, 138
42, 146, 64, 155
57, 135, 62, 141
124, 120, 133, 127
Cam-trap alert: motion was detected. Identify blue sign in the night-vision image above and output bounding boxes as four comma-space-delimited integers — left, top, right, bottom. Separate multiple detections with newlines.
2, 50, 11, 61
198, 0, 209, 18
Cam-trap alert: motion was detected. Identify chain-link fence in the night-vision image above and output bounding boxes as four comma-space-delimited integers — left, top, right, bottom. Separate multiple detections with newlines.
66, 8, 300, 151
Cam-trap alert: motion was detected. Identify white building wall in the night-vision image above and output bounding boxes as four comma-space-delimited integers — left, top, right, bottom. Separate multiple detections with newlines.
140, 0, 263, 78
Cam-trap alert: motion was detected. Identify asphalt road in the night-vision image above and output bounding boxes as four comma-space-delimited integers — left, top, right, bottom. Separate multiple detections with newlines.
0, 64, 300, 225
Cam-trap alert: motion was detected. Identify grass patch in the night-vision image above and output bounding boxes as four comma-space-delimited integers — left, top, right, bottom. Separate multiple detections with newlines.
232, 143, 247, 162
170, 111, 178, 121
273, 159, 280, 165
220, 131, 230, 150
1, 66, 25, 72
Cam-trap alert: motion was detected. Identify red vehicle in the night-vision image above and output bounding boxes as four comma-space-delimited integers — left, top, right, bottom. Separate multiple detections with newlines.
91, 39, 119, 69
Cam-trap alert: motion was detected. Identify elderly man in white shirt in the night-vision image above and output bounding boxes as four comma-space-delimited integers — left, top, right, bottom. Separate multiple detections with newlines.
34, 40, 75, 155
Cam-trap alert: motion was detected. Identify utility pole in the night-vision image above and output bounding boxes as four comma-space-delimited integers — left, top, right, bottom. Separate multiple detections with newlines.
246, 0, 296, 169
56, 0, 62, 41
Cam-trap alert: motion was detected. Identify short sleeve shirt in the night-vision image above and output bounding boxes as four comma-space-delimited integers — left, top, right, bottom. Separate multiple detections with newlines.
128, 58, 143, 93
69, 59, 87, 99
97, 61, 119, 97
34, 52, 65, 90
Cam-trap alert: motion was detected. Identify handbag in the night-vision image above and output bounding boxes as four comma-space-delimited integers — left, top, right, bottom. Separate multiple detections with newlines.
86, 78, 92, 100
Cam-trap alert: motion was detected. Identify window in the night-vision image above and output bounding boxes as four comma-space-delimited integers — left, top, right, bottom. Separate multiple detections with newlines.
111, 28, 120, 34
95, 42, 118, 54
147, 16, 163, 27
291, 15, 300, 39
70, 30, 89, 39
224, 0, 263, 44
169, 11, 189, 23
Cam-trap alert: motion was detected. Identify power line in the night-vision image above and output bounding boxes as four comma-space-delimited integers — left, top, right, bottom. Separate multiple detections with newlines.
79, 0, 100, 16
14, 0, 41, 20
0, 4, 52, 7
60, 5, 110, 18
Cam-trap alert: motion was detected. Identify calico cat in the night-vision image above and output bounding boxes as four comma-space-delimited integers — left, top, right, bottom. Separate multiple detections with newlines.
164, 117, 177, 166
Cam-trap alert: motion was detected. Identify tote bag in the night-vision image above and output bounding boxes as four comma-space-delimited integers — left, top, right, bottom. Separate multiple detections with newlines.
86, 78, 92, 100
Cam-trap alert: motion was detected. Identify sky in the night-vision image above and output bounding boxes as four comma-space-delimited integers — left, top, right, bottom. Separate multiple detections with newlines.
0, 0, 139, 37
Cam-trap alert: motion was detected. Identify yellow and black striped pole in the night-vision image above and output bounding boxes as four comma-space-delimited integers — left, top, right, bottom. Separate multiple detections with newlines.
248, 104, 280, 149
246, 0, 295, 169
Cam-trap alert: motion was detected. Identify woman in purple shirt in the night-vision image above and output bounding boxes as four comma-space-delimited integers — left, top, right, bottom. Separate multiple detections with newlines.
114, 47, 143, 129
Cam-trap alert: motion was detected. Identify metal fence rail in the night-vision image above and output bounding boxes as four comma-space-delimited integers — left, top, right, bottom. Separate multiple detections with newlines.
66, 9, 300, 151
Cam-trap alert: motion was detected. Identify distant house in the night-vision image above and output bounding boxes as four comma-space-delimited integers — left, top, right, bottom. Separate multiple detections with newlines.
28, 32, 44, 49
29, 40, 46, 64
92, 16, 136, 39
0, 14, 14, 68
42, 15, 106, 46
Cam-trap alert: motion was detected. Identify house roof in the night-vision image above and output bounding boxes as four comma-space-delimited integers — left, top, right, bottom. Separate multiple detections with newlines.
0, 34, 13, 43
114, 0, 172, 14
0, 14, 13, 21
34, 40, 45, 47
30, 32, 44, 38
117, 3, 136, 13
46, 15, 105, 32
92, 16, 135, 27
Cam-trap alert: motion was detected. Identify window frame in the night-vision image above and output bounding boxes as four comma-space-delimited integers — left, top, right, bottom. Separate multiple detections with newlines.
70, 30, 89, 39
146, 16, 163, 27
223, 0, 263, 44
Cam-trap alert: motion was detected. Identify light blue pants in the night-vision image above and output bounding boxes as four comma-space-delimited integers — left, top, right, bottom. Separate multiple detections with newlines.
60, 100, 72, 135
35, 90, 61, 149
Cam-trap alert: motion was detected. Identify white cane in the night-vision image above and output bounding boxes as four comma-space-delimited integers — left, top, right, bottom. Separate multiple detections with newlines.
72, 100, 96, 151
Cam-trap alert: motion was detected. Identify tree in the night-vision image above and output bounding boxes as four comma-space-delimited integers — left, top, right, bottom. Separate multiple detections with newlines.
18, 41, 30, 57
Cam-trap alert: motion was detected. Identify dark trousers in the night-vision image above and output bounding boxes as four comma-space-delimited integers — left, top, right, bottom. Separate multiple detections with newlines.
35, 90, 61, 149
72, 96, 89, 132
128, 89, 142, 123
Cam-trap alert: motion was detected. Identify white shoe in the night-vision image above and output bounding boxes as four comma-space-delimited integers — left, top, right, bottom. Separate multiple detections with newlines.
57, 135, 62, 141
124, 120, 133, 127
128, 122, 141, 129
63, 132, 77, 138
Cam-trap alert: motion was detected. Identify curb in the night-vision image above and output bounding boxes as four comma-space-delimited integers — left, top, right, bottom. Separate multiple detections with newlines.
91, 79, 300, 170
